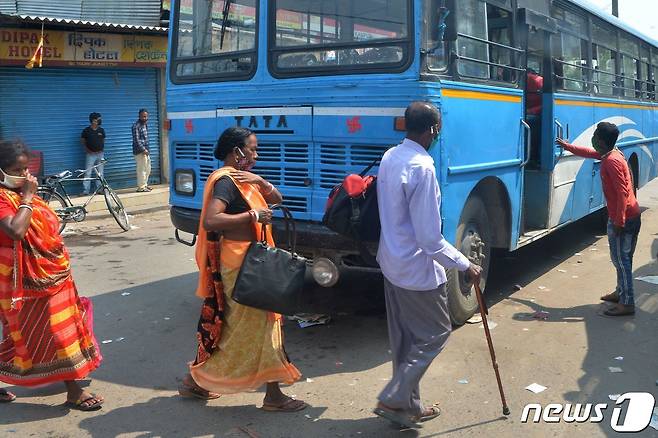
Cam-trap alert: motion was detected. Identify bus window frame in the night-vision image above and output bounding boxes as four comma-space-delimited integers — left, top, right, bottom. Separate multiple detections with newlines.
441, 0, 522, 88
267, 0, 415, 79
421, 0, 450, 75
170, 0, 260, 85
551, 3, 591, 95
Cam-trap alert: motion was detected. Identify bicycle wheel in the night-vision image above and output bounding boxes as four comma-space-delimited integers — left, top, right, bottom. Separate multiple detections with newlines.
36, 188, 69, 234
103, 187, 130, 231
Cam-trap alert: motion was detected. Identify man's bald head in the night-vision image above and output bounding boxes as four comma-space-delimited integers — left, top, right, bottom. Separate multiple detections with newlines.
405, 101, 440, 135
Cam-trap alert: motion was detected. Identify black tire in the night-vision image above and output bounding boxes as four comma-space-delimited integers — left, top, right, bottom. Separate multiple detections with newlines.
446, 196, 492, 326
36, 188, 69, 234
103, 187, 130, 231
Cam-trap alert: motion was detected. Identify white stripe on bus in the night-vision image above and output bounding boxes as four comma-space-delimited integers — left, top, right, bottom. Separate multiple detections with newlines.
167, 110, 216, 120
168, 107, 406, 120
314, 107, 406, 116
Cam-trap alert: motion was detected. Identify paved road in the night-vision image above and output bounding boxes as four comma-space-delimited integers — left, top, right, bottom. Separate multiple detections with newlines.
2, 180, 658, 438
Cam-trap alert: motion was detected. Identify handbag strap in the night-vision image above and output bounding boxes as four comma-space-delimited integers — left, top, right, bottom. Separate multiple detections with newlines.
260, 204, 298, 254
359, 158, 381, 177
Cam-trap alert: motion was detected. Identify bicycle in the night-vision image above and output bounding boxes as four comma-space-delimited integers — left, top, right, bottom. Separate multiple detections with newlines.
36, 159, 131, 234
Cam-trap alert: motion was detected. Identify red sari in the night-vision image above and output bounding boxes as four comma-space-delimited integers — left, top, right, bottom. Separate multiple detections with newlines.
0, 188, 101, 386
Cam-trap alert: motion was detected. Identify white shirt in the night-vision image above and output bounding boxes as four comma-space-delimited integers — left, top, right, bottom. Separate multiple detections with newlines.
376, 138, 471, 291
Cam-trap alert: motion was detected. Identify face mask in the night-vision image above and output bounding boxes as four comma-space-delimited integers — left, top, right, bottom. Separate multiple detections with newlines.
428, 126, 440, 152
0, 168, 26, 189
236, 148, 255, 171
591, 136, 606, 154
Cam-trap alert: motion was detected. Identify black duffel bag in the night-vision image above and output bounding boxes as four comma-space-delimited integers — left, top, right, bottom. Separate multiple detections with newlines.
322, 159, 381, 265
233, 204, 307, 315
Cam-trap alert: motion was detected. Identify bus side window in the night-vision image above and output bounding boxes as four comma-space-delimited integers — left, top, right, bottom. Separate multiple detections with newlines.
486, 4, 514, 82
456, 0, 489, 79
620, 33, 640, 98
652, 49, 658, 100
592, 21, 618, 96
456, 0, 516, 83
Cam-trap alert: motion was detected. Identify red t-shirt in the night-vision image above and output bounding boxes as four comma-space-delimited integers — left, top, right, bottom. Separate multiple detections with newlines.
562, 143, 640, 226
527, 72, 544, 115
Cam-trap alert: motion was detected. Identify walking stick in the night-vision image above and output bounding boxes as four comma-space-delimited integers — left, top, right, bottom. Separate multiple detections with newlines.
473, 281, 510, 416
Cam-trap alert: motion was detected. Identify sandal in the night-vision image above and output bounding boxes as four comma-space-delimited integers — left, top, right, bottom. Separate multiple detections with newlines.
178, 383, 221, 400
0, 389, 16, 403
600, 292, 619, 303
66, 393, 103, 411
373, 406, 422, 429
262, 397, 308, 412
603, 305, 635, 317
414, 404, 441, 423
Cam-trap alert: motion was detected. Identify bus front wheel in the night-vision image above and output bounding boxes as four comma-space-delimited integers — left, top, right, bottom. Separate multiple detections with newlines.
446, 196, 492, 326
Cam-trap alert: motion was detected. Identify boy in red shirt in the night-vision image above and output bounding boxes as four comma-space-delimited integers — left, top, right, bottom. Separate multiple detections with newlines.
557, 122, 641, 316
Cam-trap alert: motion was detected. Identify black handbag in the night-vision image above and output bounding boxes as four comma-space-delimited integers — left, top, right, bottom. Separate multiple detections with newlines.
232, 204, 307, 315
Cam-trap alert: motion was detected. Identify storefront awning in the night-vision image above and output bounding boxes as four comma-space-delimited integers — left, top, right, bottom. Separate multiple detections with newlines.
0, 13, 168, 34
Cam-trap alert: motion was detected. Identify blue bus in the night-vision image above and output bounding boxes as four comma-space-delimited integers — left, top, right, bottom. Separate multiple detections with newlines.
167, 0, 658, 324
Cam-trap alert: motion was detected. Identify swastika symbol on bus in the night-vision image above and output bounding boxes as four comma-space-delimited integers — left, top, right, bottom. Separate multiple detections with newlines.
347, 116, 362, 133
185, 119, 194, 134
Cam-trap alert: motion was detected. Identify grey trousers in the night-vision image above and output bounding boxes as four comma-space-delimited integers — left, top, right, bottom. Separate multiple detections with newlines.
378, 278, 452, 415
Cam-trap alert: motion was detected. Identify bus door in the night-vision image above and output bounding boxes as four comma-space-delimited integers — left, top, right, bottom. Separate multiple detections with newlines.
518, 8, 557, 239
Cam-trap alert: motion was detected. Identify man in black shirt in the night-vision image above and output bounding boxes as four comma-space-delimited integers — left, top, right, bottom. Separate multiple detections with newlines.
80, 112, 106, 195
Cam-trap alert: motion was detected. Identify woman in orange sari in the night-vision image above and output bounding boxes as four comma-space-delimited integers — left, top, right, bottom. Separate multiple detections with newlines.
178, 127, 306, 412
0, 140, 103, 410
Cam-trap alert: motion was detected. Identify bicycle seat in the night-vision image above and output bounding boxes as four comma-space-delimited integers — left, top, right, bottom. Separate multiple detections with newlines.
48, 170, 72, 180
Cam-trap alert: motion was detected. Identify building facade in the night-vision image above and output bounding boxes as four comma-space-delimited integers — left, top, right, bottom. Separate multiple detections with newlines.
0, 1, 169, 190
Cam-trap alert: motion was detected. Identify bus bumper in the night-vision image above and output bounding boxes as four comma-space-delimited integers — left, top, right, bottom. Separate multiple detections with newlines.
170, 206, 379, 276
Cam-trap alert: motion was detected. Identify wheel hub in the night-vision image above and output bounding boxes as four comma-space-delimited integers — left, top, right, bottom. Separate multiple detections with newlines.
459, 228, 486, 294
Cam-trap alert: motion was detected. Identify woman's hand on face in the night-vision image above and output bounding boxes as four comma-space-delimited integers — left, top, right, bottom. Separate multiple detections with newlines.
22, 173, 38, 202
231, 170, 263, 186
256, 208, 273, 224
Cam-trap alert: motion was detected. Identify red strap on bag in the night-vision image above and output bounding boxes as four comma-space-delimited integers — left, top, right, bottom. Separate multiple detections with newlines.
343, 174, 376, 198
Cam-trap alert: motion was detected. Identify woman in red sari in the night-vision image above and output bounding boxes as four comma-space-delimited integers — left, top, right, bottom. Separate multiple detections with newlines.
0, 140, 103, 410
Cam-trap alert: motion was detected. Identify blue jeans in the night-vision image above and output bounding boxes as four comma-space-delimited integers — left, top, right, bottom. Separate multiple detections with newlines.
83, 152, 104, 194
607, 215, 641, 306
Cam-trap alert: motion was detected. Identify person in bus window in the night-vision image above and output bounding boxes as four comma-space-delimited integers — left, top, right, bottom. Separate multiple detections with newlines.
526, 68, 543, 116
557, 123, 641, 316
373, 102, 482, 428
178, 127, 307, 412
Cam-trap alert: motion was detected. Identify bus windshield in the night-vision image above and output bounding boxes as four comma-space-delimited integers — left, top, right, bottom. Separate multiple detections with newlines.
172, 0, 258, 82
270, 0, 412, 76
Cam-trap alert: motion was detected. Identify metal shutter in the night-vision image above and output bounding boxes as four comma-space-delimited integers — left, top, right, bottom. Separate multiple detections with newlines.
0, 67, 161, 190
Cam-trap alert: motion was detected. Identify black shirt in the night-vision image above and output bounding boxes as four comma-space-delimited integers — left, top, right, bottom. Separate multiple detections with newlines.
213, 176, 250, 214
81, 126, 106, 153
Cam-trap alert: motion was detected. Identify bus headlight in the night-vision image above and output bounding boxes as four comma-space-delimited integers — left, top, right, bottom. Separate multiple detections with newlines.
175, 169, 196, 195
312, 258, 339, 287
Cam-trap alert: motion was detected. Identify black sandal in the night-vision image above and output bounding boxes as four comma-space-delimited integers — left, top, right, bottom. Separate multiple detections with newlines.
603, 305, 635, 316
0, 389, 16, 403
65, 393, 104, 411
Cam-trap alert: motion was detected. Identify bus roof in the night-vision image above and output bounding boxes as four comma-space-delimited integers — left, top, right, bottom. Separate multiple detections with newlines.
572, 0, 658, 48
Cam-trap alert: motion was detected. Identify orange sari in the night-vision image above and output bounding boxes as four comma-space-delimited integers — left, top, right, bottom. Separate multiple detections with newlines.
189, 167, 300, 394
0, 188, 101, 386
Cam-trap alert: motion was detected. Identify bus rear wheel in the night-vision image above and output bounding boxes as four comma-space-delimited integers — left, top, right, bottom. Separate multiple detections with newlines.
447, 196, 492, 326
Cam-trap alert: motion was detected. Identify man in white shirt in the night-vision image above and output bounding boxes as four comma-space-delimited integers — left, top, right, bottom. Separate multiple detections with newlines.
373, 102, 481, 428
